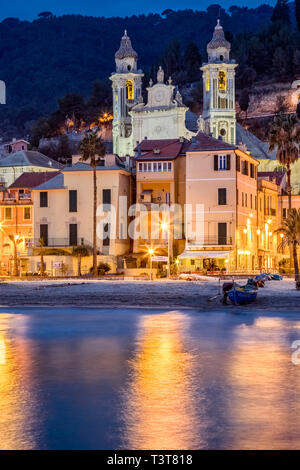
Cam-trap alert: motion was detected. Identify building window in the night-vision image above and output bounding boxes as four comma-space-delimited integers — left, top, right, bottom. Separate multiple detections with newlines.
103, 189, 111, 205
24, 207, 31, 220
214, 154, 230, 171
69, 190, 77, 212
236, 155, 240, 172
138, 161, 172, 172
103, 223, 110, 246
236, 189, 239, 205
242, 161, 249, 176
40, 224, 48, 246
250, 194, 253, 209
283, 208, 287, 219
250, 163, 254, 178
245, 193, 248, 207
40, 192, 48, 208
69, 224, 78, 246
218, 222, 227, 245
5, 207, 12, 220
242, 193, 244, 207
218, 188, 227, 205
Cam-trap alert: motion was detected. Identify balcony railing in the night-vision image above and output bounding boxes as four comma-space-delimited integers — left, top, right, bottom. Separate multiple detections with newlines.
187, 236, 233, 246
31, 238, 93, 249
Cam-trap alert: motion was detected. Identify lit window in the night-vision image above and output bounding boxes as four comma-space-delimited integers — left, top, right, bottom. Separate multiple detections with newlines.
5, 207, 12, 220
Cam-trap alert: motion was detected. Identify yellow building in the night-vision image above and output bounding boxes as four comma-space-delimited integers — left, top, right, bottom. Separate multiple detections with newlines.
133, 138, 187, 264
0, 150, 62, 188
0, 172, 60, 275
179, 133, 259, 273
31, 159, 132, 275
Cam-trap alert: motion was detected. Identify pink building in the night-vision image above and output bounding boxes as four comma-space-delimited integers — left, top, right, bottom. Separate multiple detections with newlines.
4, 138, 29, 154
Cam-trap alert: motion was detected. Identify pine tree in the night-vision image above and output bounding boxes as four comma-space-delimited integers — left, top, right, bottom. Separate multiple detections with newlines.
271, 0, 290, 24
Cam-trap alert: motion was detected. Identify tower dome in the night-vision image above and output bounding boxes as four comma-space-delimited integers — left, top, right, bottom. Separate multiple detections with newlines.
115, 30, 138, 73
207, 19, 230, 62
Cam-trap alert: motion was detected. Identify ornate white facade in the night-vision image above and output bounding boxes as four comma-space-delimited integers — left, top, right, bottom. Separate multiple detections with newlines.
199, 20, 237, 145
131, 67, 196, 146
111, 33, 196, 156
110, 31, 144, 156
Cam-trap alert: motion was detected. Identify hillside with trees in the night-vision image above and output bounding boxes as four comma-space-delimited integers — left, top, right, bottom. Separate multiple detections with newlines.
0, 2, 299, 142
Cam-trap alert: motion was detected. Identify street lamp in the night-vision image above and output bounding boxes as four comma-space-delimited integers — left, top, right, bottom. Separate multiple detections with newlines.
148, 248, 154, 280
161, 221, 170, 279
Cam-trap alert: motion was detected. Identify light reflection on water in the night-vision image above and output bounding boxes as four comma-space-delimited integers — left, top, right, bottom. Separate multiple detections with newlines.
121, 312, 200, 450
1, 308, 300, 449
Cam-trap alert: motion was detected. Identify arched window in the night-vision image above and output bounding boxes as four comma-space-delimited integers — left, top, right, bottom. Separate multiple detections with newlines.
220, 55, 223, 61
126, 80, 134, 100
218, 71, 226, 90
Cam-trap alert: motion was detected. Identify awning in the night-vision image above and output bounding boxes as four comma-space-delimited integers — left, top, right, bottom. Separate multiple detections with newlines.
178, 250, 232, 260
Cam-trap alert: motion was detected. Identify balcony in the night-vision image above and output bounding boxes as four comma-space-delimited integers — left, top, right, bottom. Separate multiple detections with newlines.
187, 236, 233, 247
1, 192, 32, 204
31, 238, 93, 249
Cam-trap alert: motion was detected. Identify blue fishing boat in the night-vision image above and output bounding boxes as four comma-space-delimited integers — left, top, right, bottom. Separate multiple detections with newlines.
228, 284, 258, 305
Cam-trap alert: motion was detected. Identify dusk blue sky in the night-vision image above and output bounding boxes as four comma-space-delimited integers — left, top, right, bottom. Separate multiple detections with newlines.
0, 0, 276, 22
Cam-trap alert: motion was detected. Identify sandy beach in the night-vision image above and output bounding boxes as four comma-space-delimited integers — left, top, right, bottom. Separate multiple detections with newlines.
0, 277, 299, 312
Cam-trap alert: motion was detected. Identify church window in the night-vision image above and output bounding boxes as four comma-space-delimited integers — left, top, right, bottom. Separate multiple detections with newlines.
157, 163, 162, 172
153, 162, 157, 171
206, 75, 210, 91
168, 162, 172, 171
218, 71, 226, 90
220, 55, 223, 61
126, 80, 134, 100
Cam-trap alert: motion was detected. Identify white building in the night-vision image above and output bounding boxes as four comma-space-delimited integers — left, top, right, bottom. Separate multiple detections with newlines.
199, 19, 237, 145
111, 32, 197, 157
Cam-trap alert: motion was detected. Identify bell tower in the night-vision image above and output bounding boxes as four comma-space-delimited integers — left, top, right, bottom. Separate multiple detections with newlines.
110, 31, 144, 156
199, 20, 237, 145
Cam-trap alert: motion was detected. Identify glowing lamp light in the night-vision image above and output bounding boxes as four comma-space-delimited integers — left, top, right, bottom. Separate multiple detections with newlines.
250, 213, 254, 218
280, 233, 284, 238
269, 232, 272, 236
148, 248, 154, 256
243, 228, 248, 234
175, 259, 179, 265
267, 219, 272, 224
257, 229, 261, 235
161, 222, 168, 231
225, 259, 229, 264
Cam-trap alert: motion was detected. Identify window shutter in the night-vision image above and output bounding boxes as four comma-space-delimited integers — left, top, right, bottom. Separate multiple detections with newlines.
214, 155, 218, 171
218, 188, 227, 205
103, 189, 111, 205
226, 154, 231, 170
69, 190, 77, 212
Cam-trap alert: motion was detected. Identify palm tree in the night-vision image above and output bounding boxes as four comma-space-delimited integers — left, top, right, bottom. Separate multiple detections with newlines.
72, 245, 91, 276
38, 237, 45, 276
4, 235, 23, 276
276, 209, 300, 282
269, 114, 300, 213
79, 132, 106, 276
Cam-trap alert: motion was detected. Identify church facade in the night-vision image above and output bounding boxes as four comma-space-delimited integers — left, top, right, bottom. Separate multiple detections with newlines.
110, 32, 197, 156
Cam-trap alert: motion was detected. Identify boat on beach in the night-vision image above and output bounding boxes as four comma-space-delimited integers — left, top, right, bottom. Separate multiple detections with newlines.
228, 284, 258, 305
